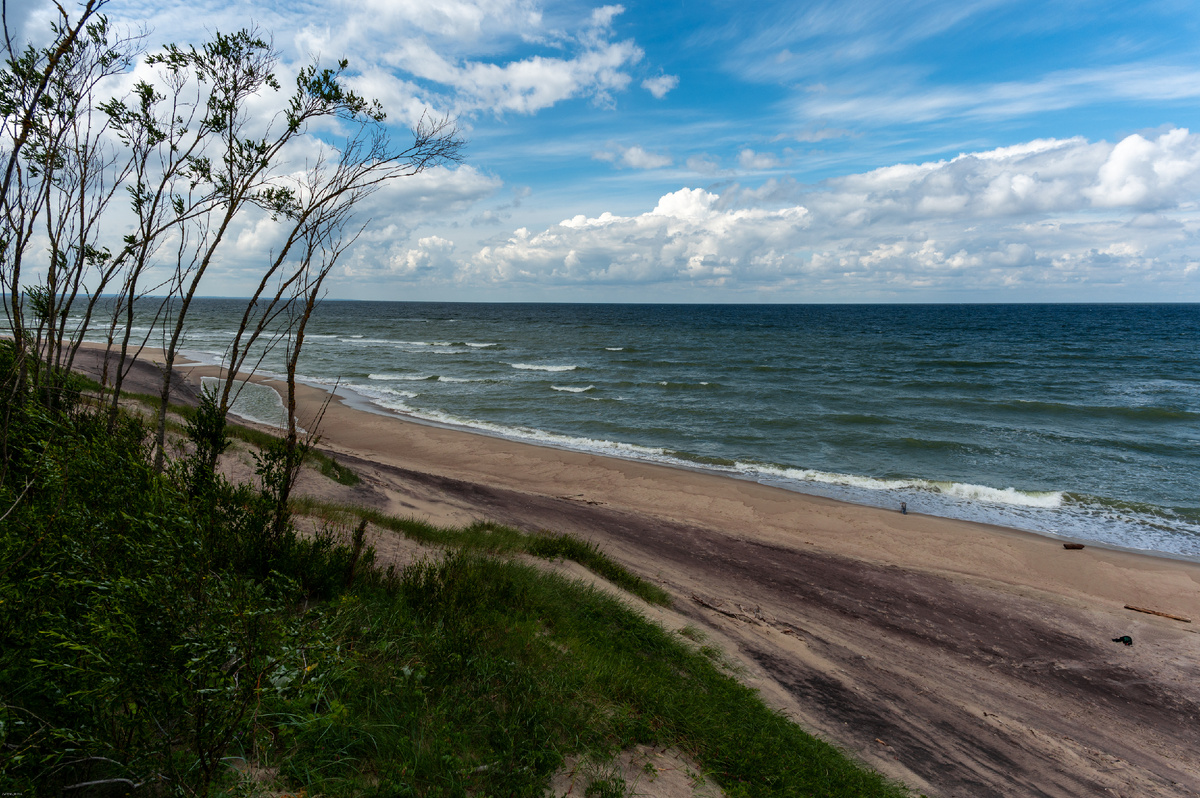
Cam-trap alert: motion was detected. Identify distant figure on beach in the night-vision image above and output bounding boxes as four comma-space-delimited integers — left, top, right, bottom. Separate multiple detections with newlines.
900, 501, 907, 515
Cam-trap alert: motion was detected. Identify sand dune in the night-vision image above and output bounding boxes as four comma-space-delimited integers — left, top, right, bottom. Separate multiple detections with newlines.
73, 343, 1200, 798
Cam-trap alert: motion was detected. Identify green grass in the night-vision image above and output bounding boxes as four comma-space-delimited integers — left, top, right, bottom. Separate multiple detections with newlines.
10, 372, 913, 797
252, 551, 911, 798
290, 499, 673, 607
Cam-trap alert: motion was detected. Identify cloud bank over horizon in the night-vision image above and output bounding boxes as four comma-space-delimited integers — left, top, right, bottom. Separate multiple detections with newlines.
12, 0, 1200, 301
367, 129, 1200, 300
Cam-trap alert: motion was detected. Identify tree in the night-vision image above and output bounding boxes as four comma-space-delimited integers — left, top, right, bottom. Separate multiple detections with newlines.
2, 4, 465, 481
214, 112, 463, 506
0, 0, 137, 404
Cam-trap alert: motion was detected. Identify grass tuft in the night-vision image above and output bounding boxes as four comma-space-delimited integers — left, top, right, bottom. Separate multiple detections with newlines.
291, 499, 672, 607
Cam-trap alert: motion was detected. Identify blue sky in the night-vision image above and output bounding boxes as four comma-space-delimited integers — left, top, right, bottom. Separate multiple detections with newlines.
14, 0, 1200, 301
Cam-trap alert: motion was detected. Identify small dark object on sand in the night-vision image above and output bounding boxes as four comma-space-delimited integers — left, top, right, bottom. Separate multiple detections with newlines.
900, 501, 907, 515
1063, 543, 1085, 550
1112, 635, 1133, 646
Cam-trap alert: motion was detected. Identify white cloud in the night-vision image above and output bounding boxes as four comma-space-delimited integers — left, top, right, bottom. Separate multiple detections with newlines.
686, 154, 722, 174
443, 129, 1200, 297
465, 187, 809, 286
738, 149, 783, 170
811, 129, 1200, 224
1085, 128, 1200, 209
641, 73, 679, 99
102, 0, 646, 120
389, 35, 642, 115
588, 4, 625, 30
593, 143, 672, 169
785, 124, 855, 143
391, 235, 457, 276
799, 64, 1200, 126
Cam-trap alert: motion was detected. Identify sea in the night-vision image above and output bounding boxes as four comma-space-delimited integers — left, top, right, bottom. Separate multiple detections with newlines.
90, 301, 1200, 559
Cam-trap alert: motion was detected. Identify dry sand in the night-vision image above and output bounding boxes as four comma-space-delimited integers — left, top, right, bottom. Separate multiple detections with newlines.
73, 345, 1200, 798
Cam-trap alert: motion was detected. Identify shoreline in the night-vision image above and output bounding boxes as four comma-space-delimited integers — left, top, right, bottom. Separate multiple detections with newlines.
185, 346, 1200, 567
82, 339, 1200, 616
71, 342, 1200, 797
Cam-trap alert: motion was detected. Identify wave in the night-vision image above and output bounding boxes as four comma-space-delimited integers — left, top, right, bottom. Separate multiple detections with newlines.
552, 385, 595, 393
656, 381, 718, 390
605, 347, 625, 351
743, 463, 1065, 508
368, 373, 436, 381
346, 383, 418, 400
1008, 399, 1200, 421
830, 413, 895, 426
466, 342, 497, 348
919, 395, 1200, 422
510, 363, 577, 372
322, 378, 1200, 555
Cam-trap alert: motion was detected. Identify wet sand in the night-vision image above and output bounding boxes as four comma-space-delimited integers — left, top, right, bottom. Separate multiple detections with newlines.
74, 344, 1200, 798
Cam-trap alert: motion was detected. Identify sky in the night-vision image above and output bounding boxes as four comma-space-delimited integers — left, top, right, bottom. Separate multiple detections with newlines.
11, 0, 1200, 302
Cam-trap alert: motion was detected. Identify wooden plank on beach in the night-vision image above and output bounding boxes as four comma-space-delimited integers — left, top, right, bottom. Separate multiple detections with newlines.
1124, 604, 1192, 623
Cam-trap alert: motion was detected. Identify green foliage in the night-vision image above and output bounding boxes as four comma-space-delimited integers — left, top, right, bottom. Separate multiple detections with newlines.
291, 501, 672, 607
0, 355, 909, 797
260, 551, 909, 797
179, 386, 230, 496
0, 356, 364, 795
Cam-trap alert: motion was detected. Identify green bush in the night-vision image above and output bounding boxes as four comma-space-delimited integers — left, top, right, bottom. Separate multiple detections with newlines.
0, 351, 364, 795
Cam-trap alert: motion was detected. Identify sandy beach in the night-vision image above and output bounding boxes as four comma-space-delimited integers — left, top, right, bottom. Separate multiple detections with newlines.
75, 344, 1200, 798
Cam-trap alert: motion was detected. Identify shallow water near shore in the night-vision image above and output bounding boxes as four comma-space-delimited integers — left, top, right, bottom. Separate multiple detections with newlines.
91, 301, 1200, 556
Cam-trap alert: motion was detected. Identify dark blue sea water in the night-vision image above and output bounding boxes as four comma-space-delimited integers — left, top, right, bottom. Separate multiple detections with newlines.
98, 301, 1200, 557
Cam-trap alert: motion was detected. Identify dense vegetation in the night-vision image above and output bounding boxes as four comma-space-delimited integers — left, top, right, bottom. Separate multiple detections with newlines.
1, 5, 912, 795
0, 343, 914, 796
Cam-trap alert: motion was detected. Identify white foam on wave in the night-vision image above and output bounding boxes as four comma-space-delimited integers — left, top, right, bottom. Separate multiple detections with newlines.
368, 373, 433, 381
940, 482, 1063, 508
552, 385, 594, 393
439, 376, 481, 383
347, 382, 418, 400
335, 382, 675, 463
742, 463, 1064, 508
510, 363, 577, 372
606, 347, 624, 351
466, 342, 497, 348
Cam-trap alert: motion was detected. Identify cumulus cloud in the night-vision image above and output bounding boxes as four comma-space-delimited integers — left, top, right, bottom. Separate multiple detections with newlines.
812, 129, 1200, 225
389, 34, 642, 115
332, 165, 501, 279
641, 73, 679, 99
593, 143, 672, 169
738, 149, 783, 170
466, 187, 808, 286
448, 129, 1200, 296
391, 235, 458, 276
102, 0, 647, 120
